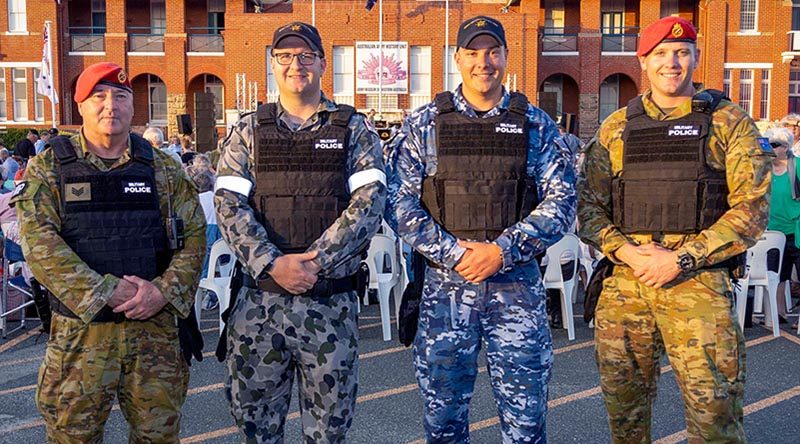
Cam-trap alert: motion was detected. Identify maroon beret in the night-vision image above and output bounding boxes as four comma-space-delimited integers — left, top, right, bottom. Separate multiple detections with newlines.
637, 17, 697, 57
73, 62, 132, 103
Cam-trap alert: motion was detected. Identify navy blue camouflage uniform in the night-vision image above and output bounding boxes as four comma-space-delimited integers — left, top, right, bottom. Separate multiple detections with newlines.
385, 86, 576, 443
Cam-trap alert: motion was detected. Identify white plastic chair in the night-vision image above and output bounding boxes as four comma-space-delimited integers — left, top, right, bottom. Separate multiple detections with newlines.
196, 239, 235, 333
0, 238, 34, 338
543, 233, 581, 340
365, 233, 400, 341
736, 230, 785, 337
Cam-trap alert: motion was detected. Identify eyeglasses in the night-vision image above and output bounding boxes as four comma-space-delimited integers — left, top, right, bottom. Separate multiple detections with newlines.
770, 142, 787, 148
272, 52, 320, 66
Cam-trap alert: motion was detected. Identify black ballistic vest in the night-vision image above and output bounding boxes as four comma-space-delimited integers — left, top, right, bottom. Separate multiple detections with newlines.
612, 90, 729, 234
253, 104, 354, 253
421, 92, 537, 241
52, 134, 170, 280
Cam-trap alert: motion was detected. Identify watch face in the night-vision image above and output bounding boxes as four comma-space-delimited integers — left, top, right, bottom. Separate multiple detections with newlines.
679, 254, 694, 271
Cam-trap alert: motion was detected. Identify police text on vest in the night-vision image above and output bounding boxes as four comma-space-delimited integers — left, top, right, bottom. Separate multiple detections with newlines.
667, 125, 700, 137
124, 182, 152, 193
495, 123, 523, 134
315, 139, 344, 150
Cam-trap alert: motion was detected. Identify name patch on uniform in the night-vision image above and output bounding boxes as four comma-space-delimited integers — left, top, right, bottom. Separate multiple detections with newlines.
315, 138, 344, 150
65, 182, 91, 202
10, 181, 27, 199
757, 137, 773, 153
495, 122, 524, 134
123, 181, 152, 194
667, 125, 700, 137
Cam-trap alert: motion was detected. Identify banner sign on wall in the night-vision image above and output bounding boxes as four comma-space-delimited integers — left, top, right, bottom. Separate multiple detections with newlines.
355, 41, 408, 94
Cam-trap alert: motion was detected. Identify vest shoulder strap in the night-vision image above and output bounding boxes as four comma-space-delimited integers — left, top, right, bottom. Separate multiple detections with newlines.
434, 92, 456, 114
51, 135, 78, 165
507, 92, 530, 116
256, 103, 278, 126
129, 133, 154, 165
692, 89, 726, 115
329, 105, 355, 128
625, 96, 646, 121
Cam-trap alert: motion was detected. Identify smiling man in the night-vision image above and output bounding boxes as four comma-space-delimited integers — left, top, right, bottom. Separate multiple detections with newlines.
578, 16, 773, 442
385, 15, 575, 443
214, 22, 385, 443
12, 62, 206, 443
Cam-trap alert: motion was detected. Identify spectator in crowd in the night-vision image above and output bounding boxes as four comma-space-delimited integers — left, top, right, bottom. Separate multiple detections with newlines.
187, 153, 220, 311
180, 134, 197, 165
165, 135, 182, 156
14, 129, 38, 160
38, 128, 60, 154
0, 148, 19, 182
764, 126, 799, 327
143, 126, 182, 164
781, 113, 800, 157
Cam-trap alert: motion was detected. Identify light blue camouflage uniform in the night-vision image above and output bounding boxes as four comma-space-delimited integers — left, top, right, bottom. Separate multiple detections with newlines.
385, 86, 576, 443
214, 94, 386, 444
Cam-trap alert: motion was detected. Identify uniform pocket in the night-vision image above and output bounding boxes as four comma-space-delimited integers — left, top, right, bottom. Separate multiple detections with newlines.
712, 309, 744, 398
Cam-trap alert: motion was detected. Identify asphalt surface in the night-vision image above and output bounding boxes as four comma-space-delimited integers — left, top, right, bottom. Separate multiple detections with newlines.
1, 296, 799, 444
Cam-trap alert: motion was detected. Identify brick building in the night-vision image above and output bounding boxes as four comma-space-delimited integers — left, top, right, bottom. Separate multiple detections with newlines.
0, 0, 797, 142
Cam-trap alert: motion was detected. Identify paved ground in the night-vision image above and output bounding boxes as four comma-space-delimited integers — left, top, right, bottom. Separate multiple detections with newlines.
1, 297, 799, 444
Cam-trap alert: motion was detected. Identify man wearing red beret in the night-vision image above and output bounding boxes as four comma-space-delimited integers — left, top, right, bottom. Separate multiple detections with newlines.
578, 16, 772, 442
12, 62, 206, 442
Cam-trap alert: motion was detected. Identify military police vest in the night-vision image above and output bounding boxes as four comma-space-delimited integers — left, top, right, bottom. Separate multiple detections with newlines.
612, 90, 729, 234
51, 134, 170, 281
253, 104, 354, 253
421, 91, 537, 241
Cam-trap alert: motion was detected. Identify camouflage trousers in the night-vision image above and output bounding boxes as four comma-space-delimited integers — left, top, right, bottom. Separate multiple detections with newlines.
595, 266, 746, 443
36, 311, 189, 444
413, 266, 553, 444
225, 287, 359, 444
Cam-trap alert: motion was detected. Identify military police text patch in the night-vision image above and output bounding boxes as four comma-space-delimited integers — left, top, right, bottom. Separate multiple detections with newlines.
10, 181, 27, 199
123, 181, 152, 194
65, 182, 91, 202
667, 124, 700, 137
495, 122, 524, 134
314, 138, 344, 150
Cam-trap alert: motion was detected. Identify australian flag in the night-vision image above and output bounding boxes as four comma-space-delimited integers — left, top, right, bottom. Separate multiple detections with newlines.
365, 0, 377, 11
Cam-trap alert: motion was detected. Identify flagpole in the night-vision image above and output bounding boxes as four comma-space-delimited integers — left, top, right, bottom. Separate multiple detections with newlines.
45, 20, 57, 125
444, 0, 449, 90
312, 0, 316, 26
378, 0, 383, 119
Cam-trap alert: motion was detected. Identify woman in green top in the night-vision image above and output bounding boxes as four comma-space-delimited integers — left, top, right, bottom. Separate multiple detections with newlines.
765, 126, 800, 326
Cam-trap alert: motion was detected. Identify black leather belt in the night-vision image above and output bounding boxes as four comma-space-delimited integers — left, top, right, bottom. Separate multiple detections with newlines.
242, 273, 358, 298
49, 294, 124, 323
425, 259, 445, 270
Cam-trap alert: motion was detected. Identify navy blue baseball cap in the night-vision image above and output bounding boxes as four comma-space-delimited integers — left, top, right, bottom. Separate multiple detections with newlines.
457, 16, 507, 49
272, 22, 324, 56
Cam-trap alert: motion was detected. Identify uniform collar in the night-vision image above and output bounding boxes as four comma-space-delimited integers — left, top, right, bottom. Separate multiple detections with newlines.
77, 130, 133, 170
641, 82, 705, 119
451, 85, 511, 118
275, 92, 337, 130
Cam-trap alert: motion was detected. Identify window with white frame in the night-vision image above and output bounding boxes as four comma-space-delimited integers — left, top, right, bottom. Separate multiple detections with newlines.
740, 0, 757, 32
790, 68, 800, 114
723, 69, 732, 99
333, 46, 354, 106
266, 46, 278, 102
0, 69, 6, 121
760, 69, 770, 120
542, 75, 563, 116
598, 74, 619, 123
544, 0, 565, 31
444, 46, 460, 91
366, 94, 398, 111
410, 46, 431, 110
8, 0, 27, 33
204, 74, 224, 124
739, 69, 753, 115
33, 67, 43, 122
148, 75, 167, 123
12, 68, 27, 121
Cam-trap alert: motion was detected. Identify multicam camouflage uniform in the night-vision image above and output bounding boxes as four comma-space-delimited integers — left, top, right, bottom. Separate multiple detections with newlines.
578, 87, 772, 443
13, 133, 206, 443
215, 94, 385, 444
385, 86, 576, 443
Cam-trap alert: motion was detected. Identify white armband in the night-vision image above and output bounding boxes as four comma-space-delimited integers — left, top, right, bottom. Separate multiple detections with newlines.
347, 168, 387, 194
215, 175, 253, 197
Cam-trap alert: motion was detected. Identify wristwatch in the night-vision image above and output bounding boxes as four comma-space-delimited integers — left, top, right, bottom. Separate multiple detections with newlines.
677, 252, 696, 273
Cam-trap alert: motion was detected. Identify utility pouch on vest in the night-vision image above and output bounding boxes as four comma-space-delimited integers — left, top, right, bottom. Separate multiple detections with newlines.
167, 216, 185, 251
216, 262, 243, 362
612, 178, 701, 233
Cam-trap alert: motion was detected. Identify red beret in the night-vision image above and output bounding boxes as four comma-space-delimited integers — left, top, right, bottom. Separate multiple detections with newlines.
73, 62, 132, 103
637, 17, 697, 57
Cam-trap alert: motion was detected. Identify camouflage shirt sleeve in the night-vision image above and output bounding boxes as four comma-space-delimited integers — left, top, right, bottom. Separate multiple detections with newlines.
576, 109, 633, 263
151, 152, 207, 318
385, 106, 467, 269
493, 107, 577, 270
214, 113, 284, 280
12, 152, 118, 324
306, 113, 386, 277
675, 102, 772, 266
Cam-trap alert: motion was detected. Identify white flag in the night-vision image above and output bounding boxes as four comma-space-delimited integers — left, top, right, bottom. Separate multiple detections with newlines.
37, 23, 58, 104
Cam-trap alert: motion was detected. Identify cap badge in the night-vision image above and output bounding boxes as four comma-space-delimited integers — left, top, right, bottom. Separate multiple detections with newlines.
671, 23, 684, 38
117, 70, 127, 83
476, 19, 486, 28
291, 24, 302, 31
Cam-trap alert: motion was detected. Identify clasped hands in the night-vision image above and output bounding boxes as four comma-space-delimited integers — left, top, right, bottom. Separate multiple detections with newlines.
615, 243, 682, 289
454, 240, 503, 284
267, 251, 322, 295
108, 276, 168, 320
